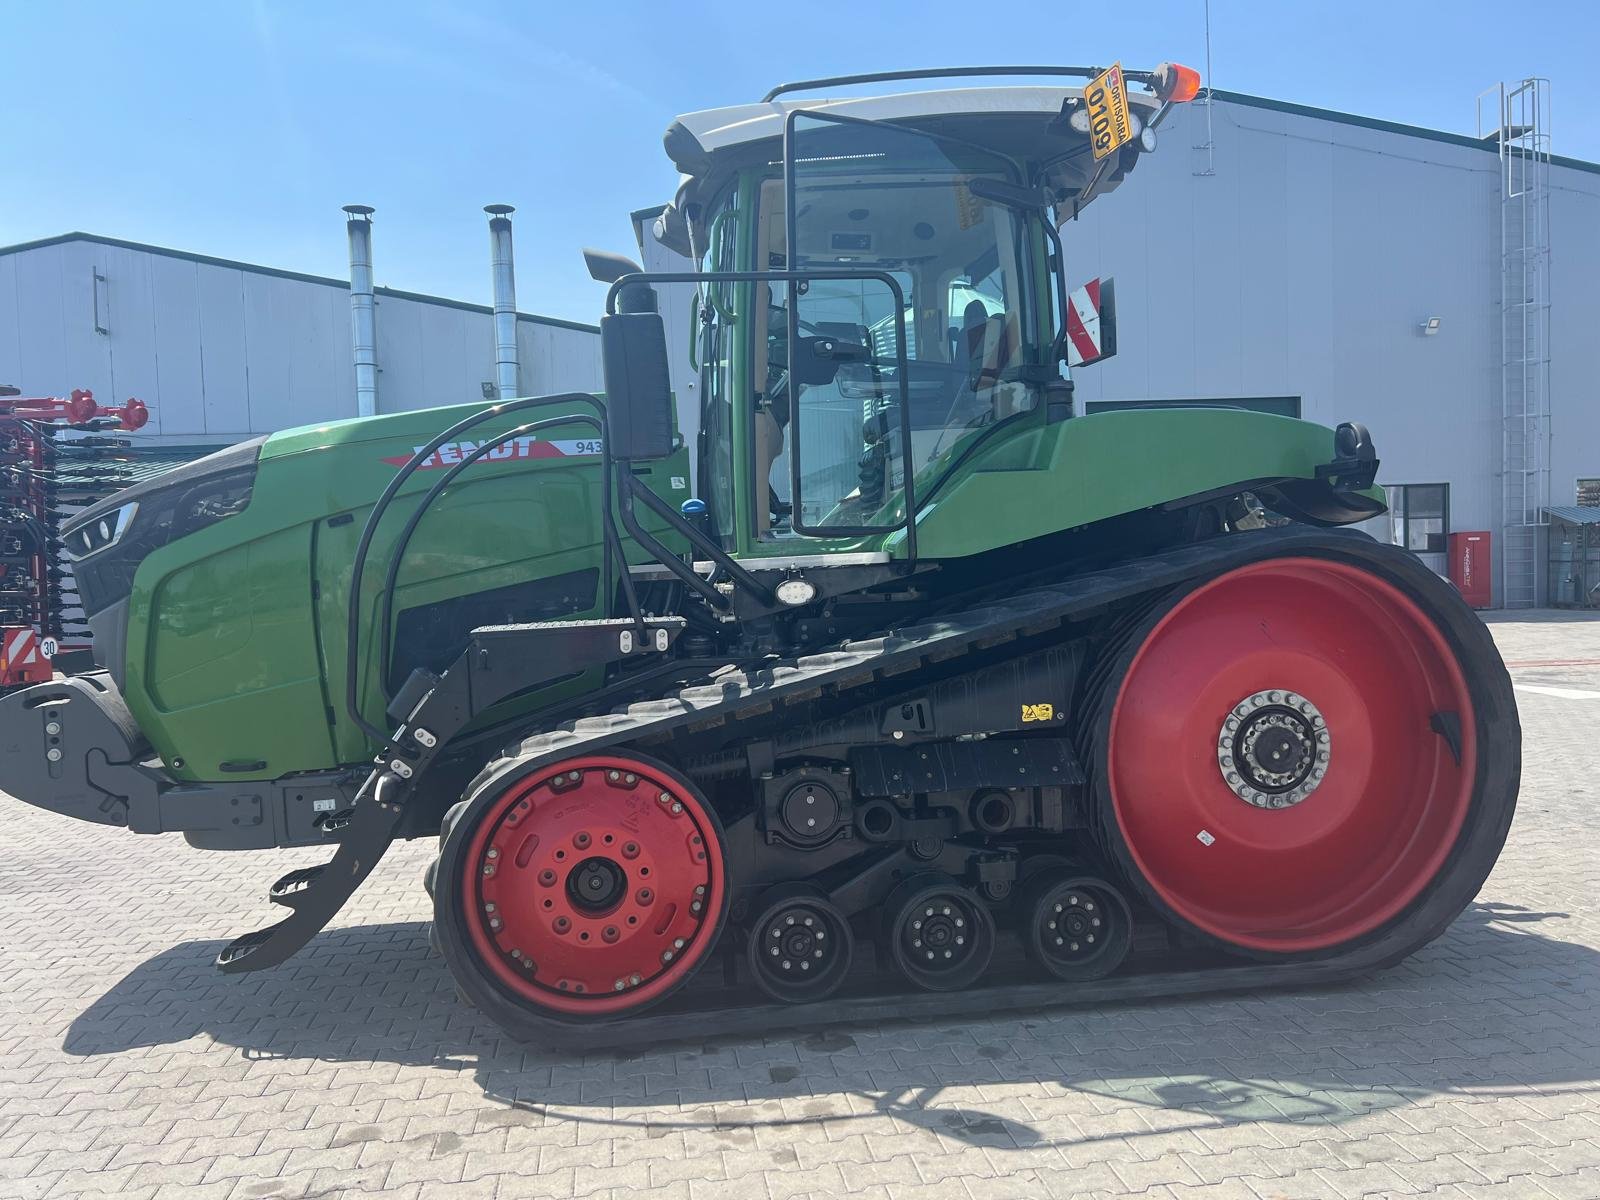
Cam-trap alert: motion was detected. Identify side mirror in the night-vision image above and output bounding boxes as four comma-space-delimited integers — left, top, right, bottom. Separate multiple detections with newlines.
1064, 275, 1117, 367
583, 248, 644, 283
600, 311, 675, 460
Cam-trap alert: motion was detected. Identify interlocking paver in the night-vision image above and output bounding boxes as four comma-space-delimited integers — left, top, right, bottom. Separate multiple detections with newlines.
1, 613, 1598, 1199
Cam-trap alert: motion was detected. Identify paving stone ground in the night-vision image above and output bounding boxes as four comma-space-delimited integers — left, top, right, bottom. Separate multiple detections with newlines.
2, 612, 1598, 1200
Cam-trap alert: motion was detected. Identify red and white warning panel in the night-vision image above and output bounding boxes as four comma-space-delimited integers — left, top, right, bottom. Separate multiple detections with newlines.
1065, 277, 1118, 368
0, 627, 50, 687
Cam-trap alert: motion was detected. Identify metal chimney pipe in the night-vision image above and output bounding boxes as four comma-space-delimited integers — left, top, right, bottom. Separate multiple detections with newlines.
485, 204, 520, 400
343, 205, 379, 417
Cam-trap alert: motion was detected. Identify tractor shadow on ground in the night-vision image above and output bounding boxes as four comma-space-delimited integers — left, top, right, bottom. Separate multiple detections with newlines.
66, 900, 1598, 1152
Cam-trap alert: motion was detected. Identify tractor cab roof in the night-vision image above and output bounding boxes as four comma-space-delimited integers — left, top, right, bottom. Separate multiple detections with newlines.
653, 66, 1191, 257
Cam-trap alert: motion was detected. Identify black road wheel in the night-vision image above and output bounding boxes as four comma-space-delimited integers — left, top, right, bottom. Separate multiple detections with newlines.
882, 873, 995, 992
745, 883, 854, 1004
1018, 871, 1133, 982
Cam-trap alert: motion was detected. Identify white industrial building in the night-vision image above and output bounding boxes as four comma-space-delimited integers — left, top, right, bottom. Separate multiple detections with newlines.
0, 228, 602, 446
4, 82, 1597, 608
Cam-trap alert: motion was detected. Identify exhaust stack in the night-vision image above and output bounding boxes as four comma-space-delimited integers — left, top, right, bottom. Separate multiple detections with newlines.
485, 204, 520, 400
343, 204, 378, 417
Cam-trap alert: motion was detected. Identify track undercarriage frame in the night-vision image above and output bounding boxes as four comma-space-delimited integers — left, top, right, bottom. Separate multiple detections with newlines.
216, 526, 1518, 1048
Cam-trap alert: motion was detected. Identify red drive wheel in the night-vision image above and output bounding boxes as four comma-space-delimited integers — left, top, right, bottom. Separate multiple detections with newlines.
1100, 556, 1480, 955
452, 754, 726, 1019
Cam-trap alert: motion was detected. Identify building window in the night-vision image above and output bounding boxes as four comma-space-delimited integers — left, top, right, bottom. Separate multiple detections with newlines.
1382, 483, 1449, 554
1578, 478, 1600, 507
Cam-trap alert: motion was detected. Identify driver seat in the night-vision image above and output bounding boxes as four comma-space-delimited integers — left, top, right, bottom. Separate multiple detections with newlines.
961, 301, 1014, 413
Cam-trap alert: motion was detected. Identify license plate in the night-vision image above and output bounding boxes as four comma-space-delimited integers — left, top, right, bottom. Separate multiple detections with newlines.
1086, 63, 1134, 161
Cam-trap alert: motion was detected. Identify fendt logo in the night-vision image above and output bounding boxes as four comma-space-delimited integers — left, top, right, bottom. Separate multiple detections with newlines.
381, 437, 603, 470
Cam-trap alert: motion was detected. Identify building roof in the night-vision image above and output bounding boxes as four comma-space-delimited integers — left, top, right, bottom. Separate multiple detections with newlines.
1547, 506, 1600, 526
0, 232, 600, 334
1212, 89, 1600, 177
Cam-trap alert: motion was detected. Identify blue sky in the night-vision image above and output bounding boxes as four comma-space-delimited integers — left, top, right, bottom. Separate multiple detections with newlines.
3, 2, 1592, 323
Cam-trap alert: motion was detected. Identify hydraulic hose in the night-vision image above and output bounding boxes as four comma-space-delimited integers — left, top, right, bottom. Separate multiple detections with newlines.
374, 412, 604, 698
342, 394, 613, 744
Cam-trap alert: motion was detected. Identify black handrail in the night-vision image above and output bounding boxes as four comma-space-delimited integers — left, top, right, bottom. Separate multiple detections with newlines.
603, 268, 919, 569
375, 412, 608, 701
342, 393, 608, 744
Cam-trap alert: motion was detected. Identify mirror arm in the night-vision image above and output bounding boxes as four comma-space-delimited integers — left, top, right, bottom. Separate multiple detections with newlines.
625, 473, 776, 606
613, 473, 731, 611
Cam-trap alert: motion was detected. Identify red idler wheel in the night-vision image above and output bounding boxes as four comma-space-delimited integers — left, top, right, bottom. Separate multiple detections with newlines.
459, 754, 725, 1017
1102, 557, 1476, 954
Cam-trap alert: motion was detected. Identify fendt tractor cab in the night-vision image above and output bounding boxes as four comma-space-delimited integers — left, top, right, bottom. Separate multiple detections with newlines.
2, 66, 1518, 1045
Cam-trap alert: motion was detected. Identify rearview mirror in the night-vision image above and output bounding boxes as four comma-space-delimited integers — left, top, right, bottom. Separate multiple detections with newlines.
600, 311, 675, 460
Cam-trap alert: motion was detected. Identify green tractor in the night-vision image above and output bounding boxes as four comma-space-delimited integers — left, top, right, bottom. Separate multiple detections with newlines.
2, 65, 1519, 1045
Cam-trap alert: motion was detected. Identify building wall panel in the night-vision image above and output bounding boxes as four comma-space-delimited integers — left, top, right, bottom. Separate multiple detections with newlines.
195, 265, 253, 438
144, 253, 208, 438
0, 254, 20, 388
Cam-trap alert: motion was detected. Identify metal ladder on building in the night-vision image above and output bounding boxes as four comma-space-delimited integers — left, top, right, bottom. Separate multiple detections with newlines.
1478, 79, 1552, 609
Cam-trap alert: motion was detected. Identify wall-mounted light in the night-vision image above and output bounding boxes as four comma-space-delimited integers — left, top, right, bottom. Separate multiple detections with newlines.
1419, 317, 1442, 336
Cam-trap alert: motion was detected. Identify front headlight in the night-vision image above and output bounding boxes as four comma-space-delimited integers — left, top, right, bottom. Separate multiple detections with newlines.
61, 437, 264, 617
64, 500, 139, 560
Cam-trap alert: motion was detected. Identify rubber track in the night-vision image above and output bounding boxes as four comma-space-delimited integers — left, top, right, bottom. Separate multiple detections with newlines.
430, 527, 1520, 1049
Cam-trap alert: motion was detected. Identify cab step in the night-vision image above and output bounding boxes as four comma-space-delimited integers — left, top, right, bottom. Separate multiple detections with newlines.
268, 865, 327, 908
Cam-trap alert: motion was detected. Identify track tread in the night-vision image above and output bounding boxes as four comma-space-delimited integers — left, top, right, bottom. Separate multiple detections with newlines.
425, 527, 1521, 1046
